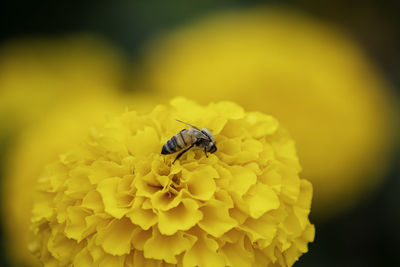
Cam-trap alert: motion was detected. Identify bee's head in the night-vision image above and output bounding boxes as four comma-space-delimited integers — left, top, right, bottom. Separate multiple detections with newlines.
209, 143, 217, 153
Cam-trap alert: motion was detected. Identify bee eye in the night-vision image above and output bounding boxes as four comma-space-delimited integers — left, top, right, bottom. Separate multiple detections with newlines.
210, 145, 217, 153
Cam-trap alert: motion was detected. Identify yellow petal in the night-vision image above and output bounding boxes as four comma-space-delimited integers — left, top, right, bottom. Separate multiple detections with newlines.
88, 160, 129, 184
205, 116, 227, 135
98, 254, 125, 267
127, 126, 160, 157
131, 228, 152, 251
259, 165, 282, 194
186, 166, 218, 201
221, 236, 254, 267
236, 139, 264, 163
81, 190, 104, 213
151, 189, 182, 211
65, 167, 94, 199
220, 120, 247, 139
31, 192, 54, 223
158, 198, 203, 235
64, 206, 90, 241
214, 165, 232, 189
297, 179, 313, 209
228, 166, 257, 196
97, 177, 131, 219
243, 183, 279, 218
87, 236, 105, 262
135, 173, 162, 198
143, 228, 196, 264
126, 208, 157, 230
198, 199, 237, 238
81, 215, 105, 243
246, 112, 279, 138
270, 129, 301, 171
217, 141, 240, 164
279, 166, 301, 204
132, 250, 163, 267
183, 230, 225, 267
212, 101, 245, 120
47, 230, 77, 264
151, 158, 170, 178
259, 141, 275, 163
74, 248, 93, 267
282, 209, 303, 236
96, 218, 135, 256
239, 213, 278, 247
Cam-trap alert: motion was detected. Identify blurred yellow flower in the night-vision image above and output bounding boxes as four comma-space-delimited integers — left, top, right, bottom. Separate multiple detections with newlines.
0, 35, 125, 133
0, 35, 137, 266
29, 98, 314, 267
3, 93, 127, 266
142, 8, 395, 219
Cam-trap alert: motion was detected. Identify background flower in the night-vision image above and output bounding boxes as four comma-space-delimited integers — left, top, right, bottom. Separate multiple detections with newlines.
0, 35, 139, 266
30, 98, 314, 267
2, 91, 129, 267
0, 35, 126, 138
141, 8, 397, 219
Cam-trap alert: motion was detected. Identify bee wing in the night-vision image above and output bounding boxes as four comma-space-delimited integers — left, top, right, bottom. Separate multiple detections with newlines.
176, 119, 201, 131
176, 120, 211, 140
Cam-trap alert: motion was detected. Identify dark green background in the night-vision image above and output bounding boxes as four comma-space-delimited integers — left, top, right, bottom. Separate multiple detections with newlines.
1, 1, 399, 266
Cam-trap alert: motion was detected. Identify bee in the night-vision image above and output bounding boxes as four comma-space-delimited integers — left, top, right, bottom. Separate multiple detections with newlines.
161, 120, 217, 163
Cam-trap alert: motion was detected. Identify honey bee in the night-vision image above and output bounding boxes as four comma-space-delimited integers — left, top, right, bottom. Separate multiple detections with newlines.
161, 120, 217, 163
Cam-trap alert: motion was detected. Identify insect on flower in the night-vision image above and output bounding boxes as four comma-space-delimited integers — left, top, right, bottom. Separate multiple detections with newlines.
161, 120, 217, 163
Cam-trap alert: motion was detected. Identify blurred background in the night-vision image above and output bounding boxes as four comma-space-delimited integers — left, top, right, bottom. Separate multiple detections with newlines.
0, 0, 399, 266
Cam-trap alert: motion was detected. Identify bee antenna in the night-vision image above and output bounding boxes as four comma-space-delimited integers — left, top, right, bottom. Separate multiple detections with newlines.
175, 119, 200, 130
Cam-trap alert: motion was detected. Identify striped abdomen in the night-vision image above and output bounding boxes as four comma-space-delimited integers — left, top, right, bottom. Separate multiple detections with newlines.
161, 129, 193, 154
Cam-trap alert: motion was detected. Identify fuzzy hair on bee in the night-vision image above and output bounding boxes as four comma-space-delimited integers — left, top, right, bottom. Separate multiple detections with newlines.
161, 120, 217, 163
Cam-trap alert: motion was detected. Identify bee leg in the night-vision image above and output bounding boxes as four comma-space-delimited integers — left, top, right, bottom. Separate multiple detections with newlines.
173, 143, 195, 164
204, 146, 208, 158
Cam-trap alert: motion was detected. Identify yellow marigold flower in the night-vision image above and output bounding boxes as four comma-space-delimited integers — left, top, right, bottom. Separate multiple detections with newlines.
3, 93, 127, 266
142, 8, 395, 219
29, 98, 314, 267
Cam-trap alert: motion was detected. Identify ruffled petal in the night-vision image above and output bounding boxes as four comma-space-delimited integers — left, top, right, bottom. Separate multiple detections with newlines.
183, 230, 225, 267
73, 248, 93, 267
88, 160, 129, 184
64, 206, 91, 241
239, 214, 278, 247
158, 198, 203, 235
127, 126, 160, 157
151, 189, 183, 211
227, 166, 257, 196
143, 228, 196, 264
98, 254, 125, 267
97, 177, 131, 218
81, 190, 104, 213
221, 235, 255, 267
132, 250, 163, 267
243, 182, 280, 218
131, 228, 152, 251
186, 166, 218, 201
65, 166, 94, 198
198, 199, 238, 238
126, 208, 157, 230
96, 218, 135, 256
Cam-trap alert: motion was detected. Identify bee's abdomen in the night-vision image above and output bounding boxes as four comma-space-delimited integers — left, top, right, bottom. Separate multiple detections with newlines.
161, 136, 182, 154
161, 130, 192, 154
